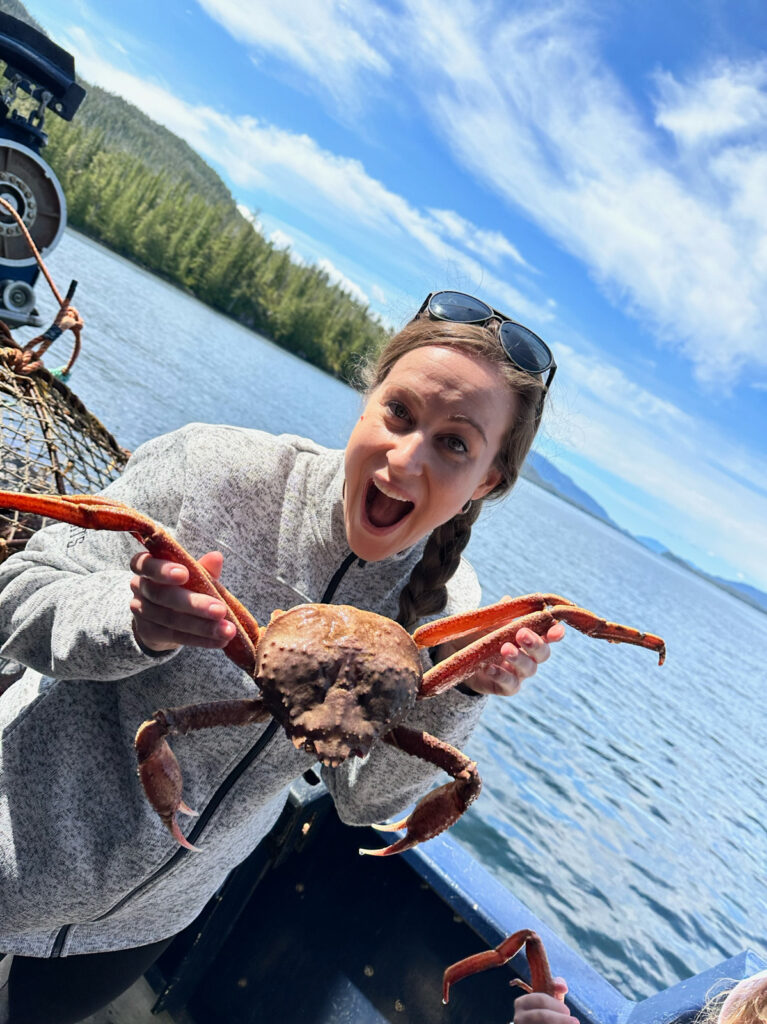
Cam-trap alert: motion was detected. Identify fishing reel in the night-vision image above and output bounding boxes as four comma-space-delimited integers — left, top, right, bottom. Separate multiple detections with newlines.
0, 12, 85, 327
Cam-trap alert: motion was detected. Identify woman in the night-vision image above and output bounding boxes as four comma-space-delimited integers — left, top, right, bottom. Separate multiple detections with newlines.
0, 291, 562, 1023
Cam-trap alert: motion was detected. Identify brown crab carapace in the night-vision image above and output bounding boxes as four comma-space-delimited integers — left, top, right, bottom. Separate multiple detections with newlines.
442, 929, 563, 1006
0, 490, 666, 855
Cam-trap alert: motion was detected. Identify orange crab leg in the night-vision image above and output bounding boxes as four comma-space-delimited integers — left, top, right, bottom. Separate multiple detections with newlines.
412, 594, 575, 647
442, 929, 558, 1004
359, 726, 481, 857
135, 697, 271, 850
0, 490, 261, 672
420, 604, 665, 699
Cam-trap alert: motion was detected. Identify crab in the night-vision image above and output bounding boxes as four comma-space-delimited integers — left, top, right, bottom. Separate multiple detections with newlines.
0, 490, 666, 855
442, 929, 561, 1006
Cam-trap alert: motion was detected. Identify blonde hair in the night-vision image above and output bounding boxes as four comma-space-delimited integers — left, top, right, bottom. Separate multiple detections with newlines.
696, 973, 767, 1024
358, 316, 547, 631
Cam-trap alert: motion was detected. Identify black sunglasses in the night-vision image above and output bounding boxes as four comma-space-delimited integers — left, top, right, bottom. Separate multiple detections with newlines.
417, 290, 557, 392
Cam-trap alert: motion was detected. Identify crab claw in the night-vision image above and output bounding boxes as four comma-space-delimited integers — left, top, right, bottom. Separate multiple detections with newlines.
134, 717, 200, 851
360, 766, 480, 857
369, 815, 410, 833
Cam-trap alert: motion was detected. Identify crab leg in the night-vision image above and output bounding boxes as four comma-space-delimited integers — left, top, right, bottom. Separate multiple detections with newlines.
442, 929, 558, 1004
419, 604, 665, 699
413, 594, 575, 647
0, 490, 261, 673
135, 697, 271, 849
359, 725, 481, 857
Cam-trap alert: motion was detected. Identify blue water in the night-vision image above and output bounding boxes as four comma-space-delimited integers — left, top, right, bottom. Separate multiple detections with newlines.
21, 230, 767, 999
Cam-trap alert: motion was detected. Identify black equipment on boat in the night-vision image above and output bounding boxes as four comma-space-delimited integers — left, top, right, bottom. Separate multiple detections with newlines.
0, 12, 85, 327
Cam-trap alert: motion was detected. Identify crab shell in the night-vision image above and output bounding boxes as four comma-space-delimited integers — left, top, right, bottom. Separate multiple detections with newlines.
255, 604, 422, 766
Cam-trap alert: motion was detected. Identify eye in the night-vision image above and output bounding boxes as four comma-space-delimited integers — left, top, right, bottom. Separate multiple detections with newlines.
386, 400, 411, 424
444, 435, 469, 455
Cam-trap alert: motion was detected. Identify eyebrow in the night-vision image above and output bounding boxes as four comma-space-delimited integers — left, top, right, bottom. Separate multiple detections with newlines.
388, 383, 490, 445
447, 413, 488, 445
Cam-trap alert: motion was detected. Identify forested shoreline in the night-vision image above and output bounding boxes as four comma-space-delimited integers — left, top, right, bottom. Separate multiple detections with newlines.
0, 0, 390, 382
42, 116, 389, 382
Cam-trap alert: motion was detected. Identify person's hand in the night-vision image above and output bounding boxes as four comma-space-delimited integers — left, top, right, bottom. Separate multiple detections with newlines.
513, 979, 577, 1023
129, 550, 237, 653
434, 606, 566, 696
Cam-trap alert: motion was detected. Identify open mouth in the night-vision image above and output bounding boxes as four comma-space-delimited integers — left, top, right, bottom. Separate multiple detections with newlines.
364, 479, 414, 530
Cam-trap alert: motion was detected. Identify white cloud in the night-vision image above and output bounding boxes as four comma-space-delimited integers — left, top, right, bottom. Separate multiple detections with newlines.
654, 61, 767, 147
204, 1, 767, 390
426, 208, 531, 268
64, 32, 553, 329
545, 345, 767, 585
394, 4, 767, 390
196, 0, 389, 111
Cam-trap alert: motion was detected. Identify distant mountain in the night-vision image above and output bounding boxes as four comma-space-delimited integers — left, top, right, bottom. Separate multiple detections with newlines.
526, 452, 767, 616
657, 550, 767, 615
635, 535, 668, 555
522, 451, 620, 528
714, 577, 767, 611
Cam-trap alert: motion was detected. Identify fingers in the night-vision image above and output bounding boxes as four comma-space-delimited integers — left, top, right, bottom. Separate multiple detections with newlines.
129, 550, 236, 653
198, 550, 224, 581
545, 622, 566, 644
496, 624, 566, 683
513, 987, 577, 1023
130, 550, 188, 584
466, 663, 524, 697
460, 624, 565, 697
130, 594, 235, 650
552, 977, 569, 1002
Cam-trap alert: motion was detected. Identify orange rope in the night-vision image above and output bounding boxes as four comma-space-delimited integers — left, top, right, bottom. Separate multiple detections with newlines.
0, 195, 65, 305
0, 195, 83, 375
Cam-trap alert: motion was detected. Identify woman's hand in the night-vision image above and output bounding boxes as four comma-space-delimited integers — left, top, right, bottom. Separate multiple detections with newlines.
434, 605, 566, 697
466, 621, 565, 696
129, 550, 237, 653
513, 979, 577, 1023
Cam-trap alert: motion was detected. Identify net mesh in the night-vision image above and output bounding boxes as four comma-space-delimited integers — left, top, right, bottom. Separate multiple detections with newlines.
0, 329, 129, 564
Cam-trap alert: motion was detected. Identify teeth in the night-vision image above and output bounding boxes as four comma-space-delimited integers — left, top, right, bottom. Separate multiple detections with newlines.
374, 479, 411, 503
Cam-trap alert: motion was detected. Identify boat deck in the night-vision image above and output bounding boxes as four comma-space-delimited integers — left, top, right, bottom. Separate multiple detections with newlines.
80, 976, 186, 1024
14, 771, 765, 1024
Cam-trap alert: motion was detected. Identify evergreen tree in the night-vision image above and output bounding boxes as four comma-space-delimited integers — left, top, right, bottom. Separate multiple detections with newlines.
38, 101, 390, 377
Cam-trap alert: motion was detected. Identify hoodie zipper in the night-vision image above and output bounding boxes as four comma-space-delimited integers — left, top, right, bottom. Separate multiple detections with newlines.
320, 550, 364, 602
51, 551, 365, 955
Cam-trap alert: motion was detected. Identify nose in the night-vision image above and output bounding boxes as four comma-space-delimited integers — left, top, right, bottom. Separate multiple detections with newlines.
387, 431, 427, 476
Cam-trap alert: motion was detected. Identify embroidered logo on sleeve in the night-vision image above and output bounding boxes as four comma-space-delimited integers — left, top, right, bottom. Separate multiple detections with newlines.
66, 527, 87, 550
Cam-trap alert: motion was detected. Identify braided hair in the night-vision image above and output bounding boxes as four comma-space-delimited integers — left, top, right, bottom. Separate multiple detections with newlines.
357, 316, 548, 632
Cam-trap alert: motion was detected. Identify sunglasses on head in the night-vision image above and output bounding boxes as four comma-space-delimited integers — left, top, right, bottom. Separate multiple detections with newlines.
417, 290, 557, 392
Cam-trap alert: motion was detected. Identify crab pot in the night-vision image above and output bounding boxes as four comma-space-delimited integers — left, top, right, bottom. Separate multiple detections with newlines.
0, 330, 128, 564
146, 770, 765, 1024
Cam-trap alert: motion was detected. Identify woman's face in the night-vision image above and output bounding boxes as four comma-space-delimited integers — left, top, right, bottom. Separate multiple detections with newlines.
344, 345, 516, 562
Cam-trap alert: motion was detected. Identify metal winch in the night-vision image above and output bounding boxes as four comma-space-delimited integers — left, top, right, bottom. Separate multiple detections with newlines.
0, 11, 85, 326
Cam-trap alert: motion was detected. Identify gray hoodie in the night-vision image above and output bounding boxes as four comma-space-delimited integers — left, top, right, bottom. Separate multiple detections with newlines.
0, 423, 487, 957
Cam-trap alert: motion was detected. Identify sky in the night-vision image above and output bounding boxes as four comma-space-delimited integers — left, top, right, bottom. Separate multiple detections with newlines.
21, 0, 767, 592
